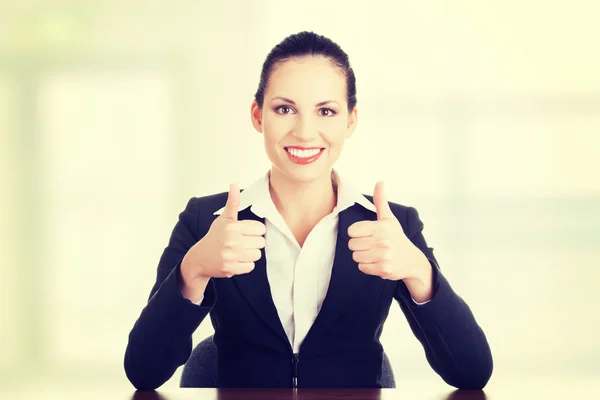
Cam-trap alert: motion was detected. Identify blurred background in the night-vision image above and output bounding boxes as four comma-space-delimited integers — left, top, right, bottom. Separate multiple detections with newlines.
1, 0, 599, 397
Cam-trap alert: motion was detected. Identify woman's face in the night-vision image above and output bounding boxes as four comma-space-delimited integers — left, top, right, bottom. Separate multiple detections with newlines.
251, 56, 357, 184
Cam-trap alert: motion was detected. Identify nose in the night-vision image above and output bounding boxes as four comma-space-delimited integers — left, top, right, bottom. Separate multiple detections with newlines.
291, 116, 319, 143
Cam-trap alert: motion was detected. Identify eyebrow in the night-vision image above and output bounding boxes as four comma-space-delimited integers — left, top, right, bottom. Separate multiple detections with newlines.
271, 96, 340, 107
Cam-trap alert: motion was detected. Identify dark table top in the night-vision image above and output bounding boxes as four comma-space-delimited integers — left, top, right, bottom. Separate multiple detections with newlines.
131, 388, 487, 400
5, 376, 599, 399
124, 377, 600, 400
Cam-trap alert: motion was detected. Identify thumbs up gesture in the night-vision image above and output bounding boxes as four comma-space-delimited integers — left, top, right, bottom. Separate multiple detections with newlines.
181, 184, 267, 285
347, 182, 432, 287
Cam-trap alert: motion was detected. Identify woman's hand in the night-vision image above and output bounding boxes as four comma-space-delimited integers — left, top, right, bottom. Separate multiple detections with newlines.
347, 182, 433, 302
180, 184, 266, 302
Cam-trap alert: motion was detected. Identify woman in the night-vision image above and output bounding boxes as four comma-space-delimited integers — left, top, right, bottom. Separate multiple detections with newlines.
124, 31, 493, 390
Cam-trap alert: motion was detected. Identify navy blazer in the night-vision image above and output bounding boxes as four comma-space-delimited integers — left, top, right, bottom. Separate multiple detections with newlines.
124, 191, 493, 390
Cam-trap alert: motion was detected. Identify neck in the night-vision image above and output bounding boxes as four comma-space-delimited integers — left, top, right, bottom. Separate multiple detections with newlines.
268, 167, 337, 223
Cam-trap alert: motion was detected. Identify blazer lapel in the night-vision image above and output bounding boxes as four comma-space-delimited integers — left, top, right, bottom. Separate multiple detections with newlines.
231, 207, 291, 350
306, 203, 378, 343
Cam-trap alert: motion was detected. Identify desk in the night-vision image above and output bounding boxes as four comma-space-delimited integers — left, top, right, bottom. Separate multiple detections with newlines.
126, 377, 600, 400
5, 377, 599, 399
131, 388, 487, 399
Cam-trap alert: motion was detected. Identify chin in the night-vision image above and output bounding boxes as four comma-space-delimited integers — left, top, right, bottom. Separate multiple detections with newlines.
274, 163, 331, 185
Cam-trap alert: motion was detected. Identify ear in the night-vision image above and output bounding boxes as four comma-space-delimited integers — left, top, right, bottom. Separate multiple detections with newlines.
250, 100, 263, 134
345, 106, 358, 138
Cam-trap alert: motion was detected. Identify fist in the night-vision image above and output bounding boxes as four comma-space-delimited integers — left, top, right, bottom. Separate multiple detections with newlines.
347, 181, 428, 282
181, 183, 266, 282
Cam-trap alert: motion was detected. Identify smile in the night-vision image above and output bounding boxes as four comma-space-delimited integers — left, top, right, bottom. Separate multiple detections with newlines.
284, 147, 325, 165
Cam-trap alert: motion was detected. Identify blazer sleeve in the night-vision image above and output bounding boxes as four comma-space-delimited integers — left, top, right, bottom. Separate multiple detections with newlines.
394, 206, 493, 390
124, 197, 217, 390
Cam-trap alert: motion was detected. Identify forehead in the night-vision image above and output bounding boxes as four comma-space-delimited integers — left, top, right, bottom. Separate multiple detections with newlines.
266, 56, 347, 103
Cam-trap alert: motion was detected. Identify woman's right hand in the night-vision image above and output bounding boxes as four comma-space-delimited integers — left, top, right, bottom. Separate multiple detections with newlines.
179, 184, 266, 302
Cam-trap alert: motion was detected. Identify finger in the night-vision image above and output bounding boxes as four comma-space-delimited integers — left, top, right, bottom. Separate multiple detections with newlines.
240, 235, 266, 250
373, 181, 394, 221
348, 236, 375, 251
347, 220, 377, 238
358, 262, 396, 280
232, 262, 255, 275
221, 183, 240, 221
237, 248, 262, 263
357, 262, 378, 276
230, 220, 267, 236
221, 261, 255, 278
352, 249, 377, 264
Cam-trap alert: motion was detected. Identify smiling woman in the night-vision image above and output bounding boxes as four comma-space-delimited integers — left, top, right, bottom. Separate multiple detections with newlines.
251, 34, 357, 190
124, 31, 493, 390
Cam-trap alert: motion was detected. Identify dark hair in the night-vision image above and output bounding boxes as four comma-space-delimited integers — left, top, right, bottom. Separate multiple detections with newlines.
254, 31, 357, 112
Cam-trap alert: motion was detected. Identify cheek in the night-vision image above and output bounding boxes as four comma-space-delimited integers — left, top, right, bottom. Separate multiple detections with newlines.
263, 116, 294, 142
320, 119, 350, 144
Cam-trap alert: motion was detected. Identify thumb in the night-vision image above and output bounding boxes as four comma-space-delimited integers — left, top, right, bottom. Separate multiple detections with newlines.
373, 181, 393, 221
221, 183, 240, 220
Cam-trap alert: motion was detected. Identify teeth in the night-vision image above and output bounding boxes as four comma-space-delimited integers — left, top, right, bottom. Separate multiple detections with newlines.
287, 148, 322, 158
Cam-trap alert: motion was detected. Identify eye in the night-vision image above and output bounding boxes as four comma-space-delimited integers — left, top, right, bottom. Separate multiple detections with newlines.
319, 108, 336, 117
275, 106, 295, 115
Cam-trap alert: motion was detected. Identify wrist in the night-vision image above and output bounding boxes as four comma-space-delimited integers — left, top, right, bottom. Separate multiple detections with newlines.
179, 259, 210, 303
402, 251, 433, 303
181, 256, 206, 281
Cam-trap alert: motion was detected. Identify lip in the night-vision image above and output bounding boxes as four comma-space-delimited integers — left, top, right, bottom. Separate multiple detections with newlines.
284, 146, 325, 165
285, 146, 324, 150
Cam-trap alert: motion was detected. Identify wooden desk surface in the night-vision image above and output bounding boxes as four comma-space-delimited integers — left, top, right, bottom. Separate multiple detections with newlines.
5, 376, 599, 399
125, 377, 600, 400
131, 388, 487, 400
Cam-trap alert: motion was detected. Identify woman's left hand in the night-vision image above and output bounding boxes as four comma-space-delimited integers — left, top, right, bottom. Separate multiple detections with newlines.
347, 182, 434, 302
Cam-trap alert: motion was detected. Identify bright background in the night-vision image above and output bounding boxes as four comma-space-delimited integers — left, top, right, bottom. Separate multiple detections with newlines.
1, 0, 599, 397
